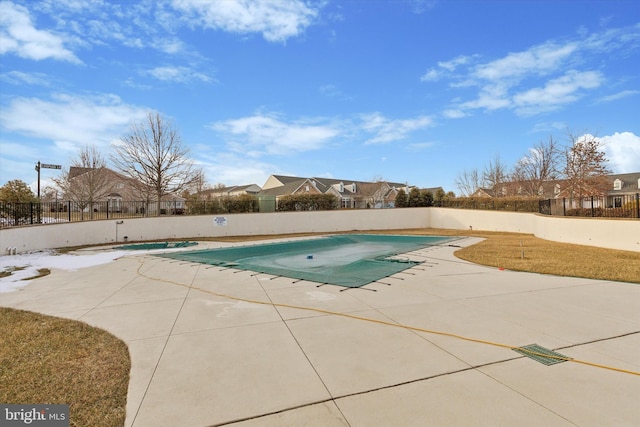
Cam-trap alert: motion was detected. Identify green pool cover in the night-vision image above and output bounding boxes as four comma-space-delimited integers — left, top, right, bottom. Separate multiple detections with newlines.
156, 234, 458, 288
115, 241, 198, 250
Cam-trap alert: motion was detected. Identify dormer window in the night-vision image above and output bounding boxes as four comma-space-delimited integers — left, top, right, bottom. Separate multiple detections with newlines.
554, 184, 560, 195
613, 179, 622, 191
339, 182, 344, 192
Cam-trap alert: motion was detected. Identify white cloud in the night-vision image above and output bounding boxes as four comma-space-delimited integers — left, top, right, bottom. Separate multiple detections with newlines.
427, 24, 639, 117
460, 84, 511, 111
600, 132, 640, 173
438, 55, 474, 72
0, 70, 52, 86
197, 152, 273, 186
420, 68, 440, 82
513, 70, 603, 116
0, 1, 81, 63
409, 0, 437, 15
597, 90, 640, 103
144, 66, 214, 84
406, 142, 434, 152
170, 0, 319, 43
211, 113, 340, 156
152, 37, 185, 54
442, 109, 466, 119
0, 93, 148, 150
421, 55, 476, 82
530, 121, 567, 134
318, 84, 348, 99
360, 113, 434, 145
474, 42, 577, 81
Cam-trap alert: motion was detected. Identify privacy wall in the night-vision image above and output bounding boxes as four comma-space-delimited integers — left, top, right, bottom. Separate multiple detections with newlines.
1, 208, 637, 254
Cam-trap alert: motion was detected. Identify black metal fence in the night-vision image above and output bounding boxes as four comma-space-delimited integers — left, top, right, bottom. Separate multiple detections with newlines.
0, 198, 265, 228
3, 193, 639, 229
539, 193, 640, 218
441, 197, 541, 212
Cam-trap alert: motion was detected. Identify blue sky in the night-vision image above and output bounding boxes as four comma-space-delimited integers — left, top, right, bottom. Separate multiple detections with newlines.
1, 0, 639, 195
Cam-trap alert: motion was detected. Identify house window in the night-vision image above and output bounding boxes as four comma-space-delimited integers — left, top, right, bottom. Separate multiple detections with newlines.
108, 196, 122, 212
554, 184, 561, 195
305, 185, 309, 192
538, 186, 544, 196
341, 198, 352, 208
614, 197, 622, 208
613, 179, 622, 190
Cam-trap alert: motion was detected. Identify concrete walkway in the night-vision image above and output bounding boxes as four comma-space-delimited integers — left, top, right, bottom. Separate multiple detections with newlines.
1, 237, 639, 426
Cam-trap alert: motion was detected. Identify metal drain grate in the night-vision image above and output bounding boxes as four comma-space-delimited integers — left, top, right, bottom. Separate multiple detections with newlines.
513, 344, 570, 365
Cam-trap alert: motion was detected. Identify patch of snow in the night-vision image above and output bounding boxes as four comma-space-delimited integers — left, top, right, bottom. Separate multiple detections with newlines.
0, 250, 132, 293
0, 244, 201, 294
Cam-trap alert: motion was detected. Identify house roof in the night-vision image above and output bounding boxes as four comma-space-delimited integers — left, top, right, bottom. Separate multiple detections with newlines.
68, 166, 95, 179
608, 172, 640, 193
471, 172, 640, 198
259, 178, 315, 196
260, 175, 409, 198
421, 186, 444, 194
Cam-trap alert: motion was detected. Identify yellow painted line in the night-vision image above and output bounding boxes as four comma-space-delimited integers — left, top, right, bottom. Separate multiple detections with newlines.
136, 257, 640, 377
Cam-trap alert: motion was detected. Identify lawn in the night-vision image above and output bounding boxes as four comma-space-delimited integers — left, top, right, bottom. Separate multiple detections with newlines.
0, 308, 130, 427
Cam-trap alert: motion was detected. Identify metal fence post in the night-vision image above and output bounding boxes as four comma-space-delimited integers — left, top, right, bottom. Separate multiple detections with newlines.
636, 193, 639, 219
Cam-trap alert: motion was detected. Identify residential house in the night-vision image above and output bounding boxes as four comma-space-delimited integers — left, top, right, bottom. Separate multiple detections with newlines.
606, 172, 640, 208
65, 166, 185, 214
470, 188, 497, 198
197, 184, 262, 199
260, 175, 411, 209
469, 172, 640, 209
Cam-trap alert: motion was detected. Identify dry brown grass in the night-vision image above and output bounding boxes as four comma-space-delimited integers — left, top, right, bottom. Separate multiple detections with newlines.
453, 232, 640, 283
357, 228, 640, 284
0, 308, 130, 427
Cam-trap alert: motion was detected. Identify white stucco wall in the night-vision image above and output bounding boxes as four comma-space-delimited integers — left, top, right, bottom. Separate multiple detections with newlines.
428, 208, 638, 251
1, 208, 638, 254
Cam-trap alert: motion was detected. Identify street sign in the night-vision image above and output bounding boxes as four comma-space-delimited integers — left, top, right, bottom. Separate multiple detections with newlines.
35, 161, 62, 199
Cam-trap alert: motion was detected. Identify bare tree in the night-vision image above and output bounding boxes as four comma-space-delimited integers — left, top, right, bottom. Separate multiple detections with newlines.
563, 132, 611, 200
512, 135, 562, 196
185, 167, 208, 196
54, 144, 110, 219
482, 154, 510, 196
455, 168, 481, 197
112, 112, 196, 215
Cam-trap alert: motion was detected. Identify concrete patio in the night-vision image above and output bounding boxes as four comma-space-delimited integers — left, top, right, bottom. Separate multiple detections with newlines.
1, 236, 639, 426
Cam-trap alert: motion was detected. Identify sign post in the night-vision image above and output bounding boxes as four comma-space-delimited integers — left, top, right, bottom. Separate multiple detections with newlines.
35, 161, 62, 199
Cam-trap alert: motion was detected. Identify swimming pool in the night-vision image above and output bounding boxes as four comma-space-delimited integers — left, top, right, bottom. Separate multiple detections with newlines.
156, 234, 458, 288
